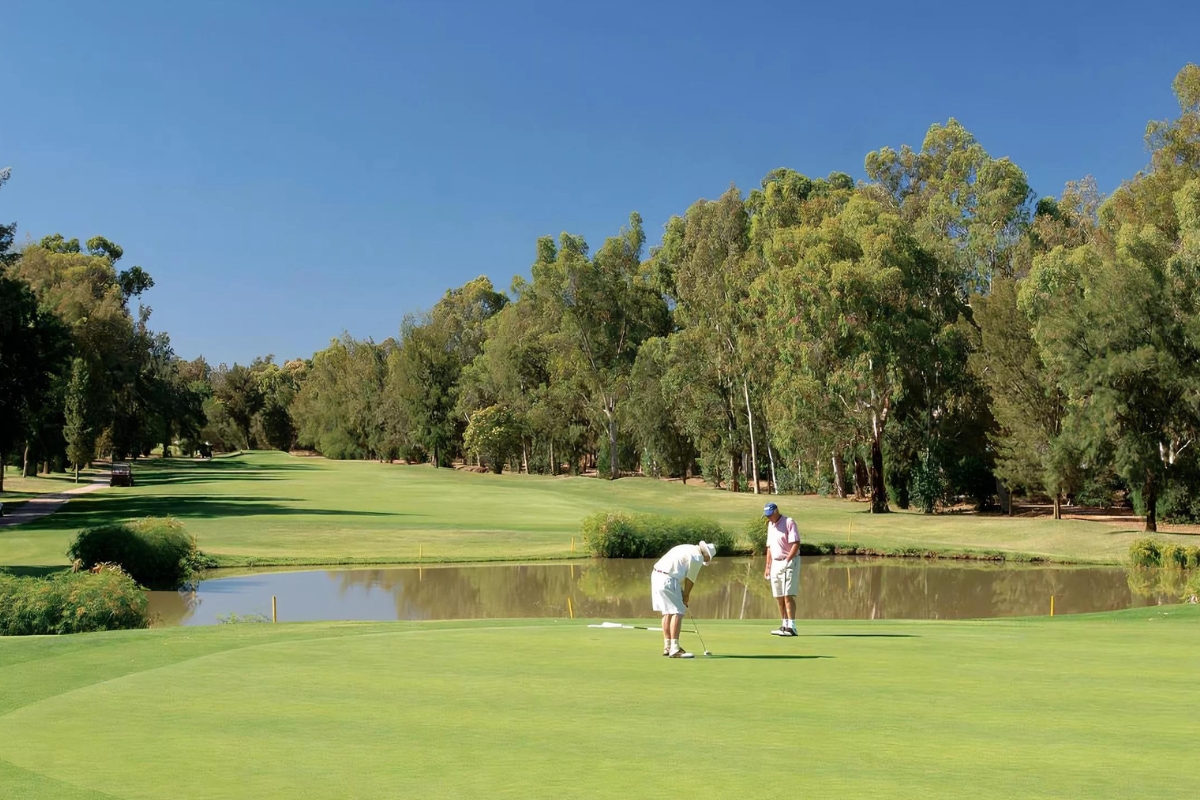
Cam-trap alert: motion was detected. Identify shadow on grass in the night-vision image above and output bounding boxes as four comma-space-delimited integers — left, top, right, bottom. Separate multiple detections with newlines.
0, 565, 70, 578
30, 495, 401, 527
799, 633, 919, 638
0, 491, 50, 501
125, 458, 320, 487
706, 654, 832, 660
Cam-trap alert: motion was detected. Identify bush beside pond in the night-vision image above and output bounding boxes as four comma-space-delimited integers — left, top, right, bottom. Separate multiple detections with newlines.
581, 512, 735, 558
1129, 538, 1200, 569
67, 517, 214, 589
0, 570, 149, 635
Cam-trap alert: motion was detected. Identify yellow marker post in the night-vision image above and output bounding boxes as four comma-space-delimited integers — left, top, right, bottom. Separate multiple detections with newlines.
567, 596, 575, 619
272, 595, 277, 623
571, 536, 575, 554
1050, 596, 1055, 617
847, 567, 851, 591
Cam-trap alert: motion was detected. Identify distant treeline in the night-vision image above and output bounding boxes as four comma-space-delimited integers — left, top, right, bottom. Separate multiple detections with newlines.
3, 65, 1199, 532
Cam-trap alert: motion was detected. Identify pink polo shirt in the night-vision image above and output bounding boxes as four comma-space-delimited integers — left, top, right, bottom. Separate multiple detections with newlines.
767, 515, 799, 560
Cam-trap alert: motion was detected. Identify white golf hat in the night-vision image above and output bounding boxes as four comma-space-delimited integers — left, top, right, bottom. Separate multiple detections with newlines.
699, 541, 717, 560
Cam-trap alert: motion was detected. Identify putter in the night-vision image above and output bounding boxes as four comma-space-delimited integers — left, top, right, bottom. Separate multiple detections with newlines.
587, 622, 657, 630
691, 616, 712, 656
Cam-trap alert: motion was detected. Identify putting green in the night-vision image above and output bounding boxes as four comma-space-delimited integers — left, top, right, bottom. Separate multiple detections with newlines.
4, 451, 1191, 570
2, 607, 1197, 798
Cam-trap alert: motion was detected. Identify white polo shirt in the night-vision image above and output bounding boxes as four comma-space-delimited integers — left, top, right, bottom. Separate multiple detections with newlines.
653, 544, 706, 581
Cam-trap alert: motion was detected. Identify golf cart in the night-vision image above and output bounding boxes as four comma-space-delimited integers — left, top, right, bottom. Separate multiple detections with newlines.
110, 462, 134, 487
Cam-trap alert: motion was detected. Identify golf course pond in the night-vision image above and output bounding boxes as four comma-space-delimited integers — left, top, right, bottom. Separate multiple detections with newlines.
146, 556, 1189, 626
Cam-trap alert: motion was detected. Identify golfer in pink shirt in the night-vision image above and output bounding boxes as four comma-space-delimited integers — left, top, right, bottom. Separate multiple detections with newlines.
762, 502, 799, 636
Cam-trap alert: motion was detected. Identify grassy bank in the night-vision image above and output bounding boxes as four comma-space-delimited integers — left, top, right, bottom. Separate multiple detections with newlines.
2, 451, 1196, 570
0, 606, 1196, 798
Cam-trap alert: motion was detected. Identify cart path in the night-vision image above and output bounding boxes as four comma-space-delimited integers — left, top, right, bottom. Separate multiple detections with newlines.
0, 477, 110, 528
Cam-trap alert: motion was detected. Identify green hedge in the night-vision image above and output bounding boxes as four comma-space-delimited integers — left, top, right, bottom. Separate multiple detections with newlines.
581, 512, 735, 559
1129, 538, 1200, 569
67, 517, 212, 589
0, 570, 149, 635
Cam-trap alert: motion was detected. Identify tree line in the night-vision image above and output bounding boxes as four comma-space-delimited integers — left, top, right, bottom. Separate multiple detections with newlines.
3, 65, 1198, 531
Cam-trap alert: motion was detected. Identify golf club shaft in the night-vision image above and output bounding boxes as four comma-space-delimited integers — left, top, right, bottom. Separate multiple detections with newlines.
690, 615, 708, 653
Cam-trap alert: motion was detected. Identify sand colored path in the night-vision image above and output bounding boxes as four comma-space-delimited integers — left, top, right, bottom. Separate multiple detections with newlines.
0, 477, 109, 528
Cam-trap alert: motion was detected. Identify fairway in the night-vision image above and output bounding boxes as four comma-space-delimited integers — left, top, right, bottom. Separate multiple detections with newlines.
1, 606, 1196, 798
2, 451, 1191, 570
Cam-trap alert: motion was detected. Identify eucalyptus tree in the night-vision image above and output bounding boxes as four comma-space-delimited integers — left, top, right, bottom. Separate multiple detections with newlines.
865, 119, 1033, 292
655, 188, 760, 490
389, 277, 507, 466
0, 275, 71, 489
763, 192, 956, 513
1025, 64, 1200, 530
0, 167, 16, 269
532, 215, 668, 480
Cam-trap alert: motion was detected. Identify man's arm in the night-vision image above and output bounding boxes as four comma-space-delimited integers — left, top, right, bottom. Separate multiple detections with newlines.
782, 518, 799, 561
683, 577, 694, 606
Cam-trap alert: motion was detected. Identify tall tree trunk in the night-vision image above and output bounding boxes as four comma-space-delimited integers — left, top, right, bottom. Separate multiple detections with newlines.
853, 455, 869, 499
1052, 493, 1062, 521
549, 442, 556, 476
832, 452, 847, 499
766, 441, 779, 495
74, 464, 80, 483
1143, 475, 1158, 532
521, 440, 529, 474
729, 454, 740, 493
742, 381, 759, 495
606, 405, 619, 481
869, 437, 889, 514
22, 442, 33, 478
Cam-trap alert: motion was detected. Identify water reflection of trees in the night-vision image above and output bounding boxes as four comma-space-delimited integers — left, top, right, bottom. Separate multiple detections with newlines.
1126, 567, 1199, 603
146, 588, 200, 626
328, 558, 1166, 622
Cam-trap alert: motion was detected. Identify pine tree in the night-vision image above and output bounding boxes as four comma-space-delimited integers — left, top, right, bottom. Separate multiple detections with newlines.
63, 358, 95, 482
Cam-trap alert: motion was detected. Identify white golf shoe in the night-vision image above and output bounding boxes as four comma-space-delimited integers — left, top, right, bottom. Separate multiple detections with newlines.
669, 648, 695, 658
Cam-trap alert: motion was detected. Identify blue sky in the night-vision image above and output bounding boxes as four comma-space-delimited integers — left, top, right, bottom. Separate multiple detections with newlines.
2, 1, 1197, 364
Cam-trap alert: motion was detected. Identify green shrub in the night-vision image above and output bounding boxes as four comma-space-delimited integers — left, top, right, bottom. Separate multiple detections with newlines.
1129, 538, 1161, 567
910, 451, 948, 514
1186, 546, 1200, 570
0, 570, 149, 635
581, 512, 734, 559
67, 517, 207, 589
743, 514, 767, 556
1158, 543, 1191, 569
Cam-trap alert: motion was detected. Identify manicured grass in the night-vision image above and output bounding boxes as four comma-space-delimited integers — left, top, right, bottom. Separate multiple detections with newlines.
1, 465, 102, 500
2, 451, 1195, 570
0, 606, 1196, 798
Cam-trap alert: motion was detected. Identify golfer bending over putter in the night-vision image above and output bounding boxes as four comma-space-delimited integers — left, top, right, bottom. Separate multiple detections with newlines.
763, 502, 800, 636
650, 540, 717, 658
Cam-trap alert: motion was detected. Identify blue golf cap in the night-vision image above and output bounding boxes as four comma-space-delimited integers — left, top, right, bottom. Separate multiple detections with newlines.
763, 502, 778, 517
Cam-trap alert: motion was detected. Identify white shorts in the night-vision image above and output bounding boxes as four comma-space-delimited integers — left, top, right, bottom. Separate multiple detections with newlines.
651, 571, 686, 616
769, 558, 799, 598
